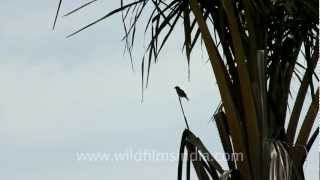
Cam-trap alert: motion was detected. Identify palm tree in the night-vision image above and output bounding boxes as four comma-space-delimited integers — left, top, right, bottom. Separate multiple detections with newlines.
54, 0, 319, 179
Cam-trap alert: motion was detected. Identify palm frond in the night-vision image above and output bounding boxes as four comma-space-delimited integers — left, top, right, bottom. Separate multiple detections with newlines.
52, 0, 62, 30
63, 0, 98, 17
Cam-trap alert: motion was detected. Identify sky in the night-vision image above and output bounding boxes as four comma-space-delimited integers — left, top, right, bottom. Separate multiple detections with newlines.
0, 0, 318, 180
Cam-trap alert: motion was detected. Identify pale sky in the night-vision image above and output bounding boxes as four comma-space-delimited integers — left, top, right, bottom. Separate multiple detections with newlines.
0, 0, 318, 179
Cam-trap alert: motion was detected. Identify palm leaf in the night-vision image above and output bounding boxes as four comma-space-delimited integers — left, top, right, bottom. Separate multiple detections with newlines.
63, 0, 97, 17
67, 0, 145, 38
52, 0, 62, 30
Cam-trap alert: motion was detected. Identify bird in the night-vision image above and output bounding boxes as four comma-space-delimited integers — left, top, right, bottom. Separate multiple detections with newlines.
174, 86, 189, 101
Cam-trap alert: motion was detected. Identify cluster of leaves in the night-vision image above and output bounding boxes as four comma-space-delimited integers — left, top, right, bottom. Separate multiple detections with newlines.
53, 0, 319, 180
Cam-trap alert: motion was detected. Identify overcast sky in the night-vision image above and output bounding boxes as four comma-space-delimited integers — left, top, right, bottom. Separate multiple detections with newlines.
0, 0, 318, 179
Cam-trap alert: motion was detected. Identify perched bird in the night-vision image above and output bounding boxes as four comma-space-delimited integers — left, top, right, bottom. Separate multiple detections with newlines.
174, 86, 189, 101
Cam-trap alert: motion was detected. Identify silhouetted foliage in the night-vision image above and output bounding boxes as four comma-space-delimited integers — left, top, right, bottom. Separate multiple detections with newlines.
54, 0, 319, 179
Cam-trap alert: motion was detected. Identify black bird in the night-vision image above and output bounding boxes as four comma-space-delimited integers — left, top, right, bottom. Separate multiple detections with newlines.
174, 86, 189, 101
